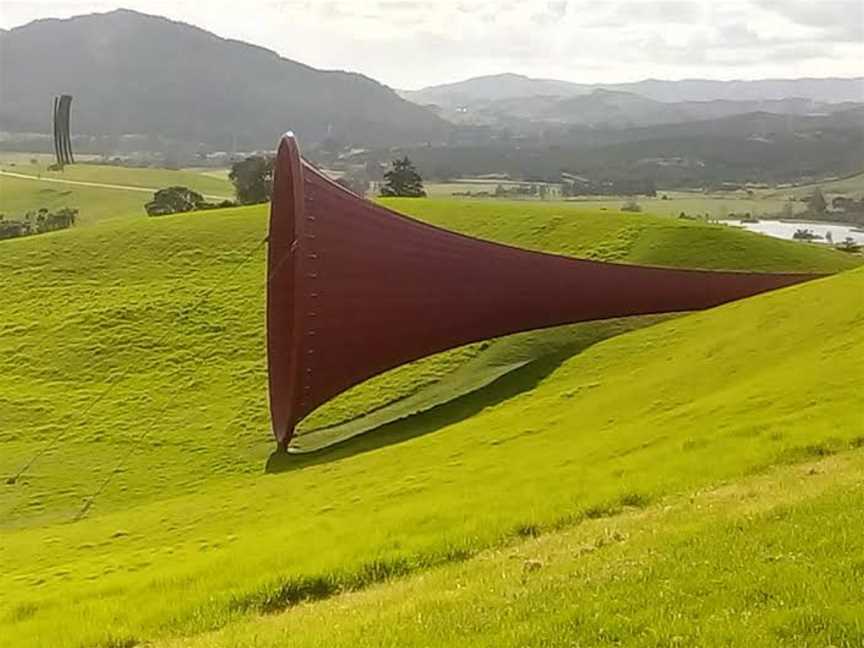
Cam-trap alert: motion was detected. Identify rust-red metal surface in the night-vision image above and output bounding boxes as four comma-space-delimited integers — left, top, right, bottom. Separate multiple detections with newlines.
267, 134, 821, 445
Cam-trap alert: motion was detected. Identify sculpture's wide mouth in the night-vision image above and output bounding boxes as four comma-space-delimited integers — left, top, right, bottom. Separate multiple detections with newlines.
266, 133, 304, 445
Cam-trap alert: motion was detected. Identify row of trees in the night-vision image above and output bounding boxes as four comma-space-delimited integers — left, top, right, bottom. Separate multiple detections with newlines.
144, 155, 428, 218
0, 208, 78, 240
562, 177, 657, 197
226, 155, 426, 205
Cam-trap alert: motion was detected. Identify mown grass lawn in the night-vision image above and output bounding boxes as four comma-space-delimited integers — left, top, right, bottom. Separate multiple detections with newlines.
0, 163, 232, 225
0, 195, 861, 647
163, 451, 864, 648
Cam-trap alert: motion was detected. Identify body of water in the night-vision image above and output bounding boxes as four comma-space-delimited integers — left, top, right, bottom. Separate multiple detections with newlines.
725, 219, 864, 245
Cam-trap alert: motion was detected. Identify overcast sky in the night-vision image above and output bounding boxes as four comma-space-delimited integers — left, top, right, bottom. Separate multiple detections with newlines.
1, 1, 862, 89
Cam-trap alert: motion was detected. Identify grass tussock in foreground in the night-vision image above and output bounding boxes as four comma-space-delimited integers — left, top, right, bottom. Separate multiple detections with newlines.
0, 198, 862, 647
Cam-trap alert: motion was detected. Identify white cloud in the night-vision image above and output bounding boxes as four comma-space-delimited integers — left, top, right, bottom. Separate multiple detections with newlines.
1, 0, 861, 88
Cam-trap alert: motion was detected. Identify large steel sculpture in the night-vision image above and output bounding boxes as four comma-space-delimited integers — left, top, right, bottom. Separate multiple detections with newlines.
267, 134, 821, 450
52, 94, 74, 168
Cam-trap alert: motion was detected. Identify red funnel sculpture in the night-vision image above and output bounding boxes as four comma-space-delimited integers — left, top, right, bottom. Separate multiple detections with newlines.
267, 134, 820, 448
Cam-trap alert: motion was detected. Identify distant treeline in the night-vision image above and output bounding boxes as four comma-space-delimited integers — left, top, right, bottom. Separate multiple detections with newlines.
315, 109, 864, 189
562, 177, 657, 197
0, 208, 77, 241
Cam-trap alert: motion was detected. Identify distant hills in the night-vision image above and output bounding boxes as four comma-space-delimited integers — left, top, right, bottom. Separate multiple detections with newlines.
1, 10, 862, 186
0, 9, 449, 151
401, 73, 864, 130
395, 112, 864, 189
404, 72, 864, 106
390, 73, 864, 185
438, 88, 860, 131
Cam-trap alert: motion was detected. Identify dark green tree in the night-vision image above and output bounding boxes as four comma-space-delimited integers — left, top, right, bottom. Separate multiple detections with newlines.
229, 155, 274, 205
0, 207, 78, 240
145, 186, 205, 216
380, 157, 426, 197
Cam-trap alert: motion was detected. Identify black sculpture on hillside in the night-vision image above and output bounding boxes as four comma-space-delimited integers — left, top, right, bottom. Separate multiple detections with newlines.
52, 94, 74, 167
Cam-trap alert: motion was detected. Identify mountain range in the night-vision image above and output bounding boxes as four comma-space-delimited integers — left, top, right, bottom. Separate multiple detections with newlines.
400, 74, 864, 130
0, 10, 862, 186
403, 72, 864, 106
0, 9, 448, 151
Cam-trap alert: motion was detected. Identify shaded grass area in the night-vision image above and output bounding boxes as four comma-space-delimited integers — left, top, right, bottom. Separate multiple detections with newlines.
292, 316, 672, 451
274, 343, 580, 464
165, 450, 864, 648
297, 342, 486, 433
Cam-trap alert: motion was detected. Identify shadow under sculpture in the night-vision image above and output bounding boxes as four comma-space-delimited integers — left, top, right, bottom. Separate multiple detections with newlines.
266, 133, 822, 451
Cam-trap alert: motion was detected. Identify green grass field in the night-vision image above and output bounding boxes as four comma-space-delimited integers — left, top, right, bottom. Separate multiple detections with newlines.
164, 451, 864, 647
1, 179, 862, 647
427, 169, 864, 219
0, 161, 232, 225
424, 185, 800, 218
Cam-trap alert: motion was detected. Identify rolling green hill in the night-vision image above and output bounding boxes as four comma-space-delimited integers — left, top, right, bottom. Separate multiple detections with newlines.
0, 162, 233, 225
0, 198, 861, 647
165, 451, 864, 648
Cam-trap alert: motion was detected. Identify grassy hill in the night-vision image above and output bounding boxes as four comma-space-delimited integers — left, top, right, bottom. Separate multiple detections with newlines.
0, 161, 233, 225
165, 451, 864, 647
0, 198, 861, 647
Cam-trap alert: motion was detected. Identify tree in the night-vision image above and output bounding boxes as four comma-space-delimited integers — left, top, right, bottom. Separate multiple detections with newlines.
0, 207, 77, 240
380, 157, 426, 197
145, 186, 206, 216
229, 155, 274, 205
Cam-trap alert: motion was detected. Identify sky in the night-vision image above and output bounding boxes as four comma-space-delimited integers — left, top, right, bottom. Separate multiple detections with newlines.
1, 0, 862, 89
